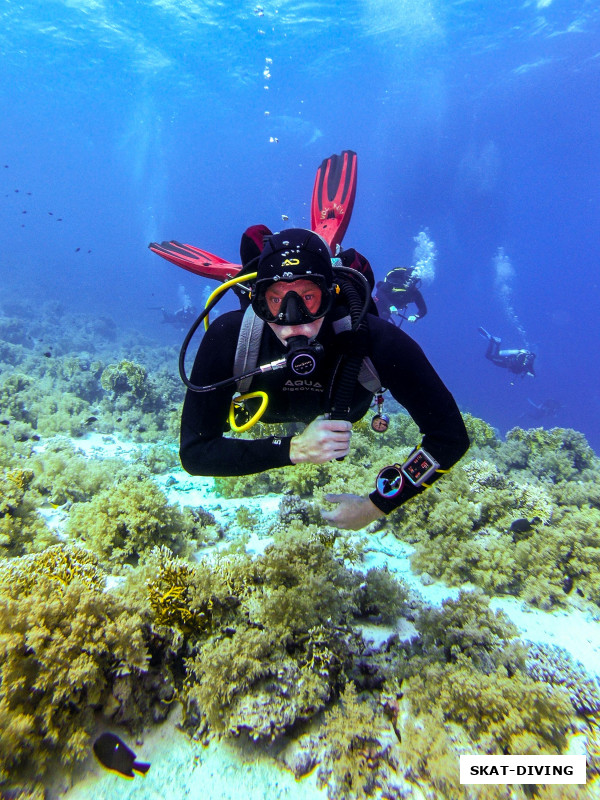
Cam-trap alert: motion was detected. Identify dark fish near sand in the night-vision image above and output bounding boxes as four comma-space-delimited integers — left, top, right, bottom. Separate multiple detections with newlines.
93, 732, 150, 779
509, 518, 532, 533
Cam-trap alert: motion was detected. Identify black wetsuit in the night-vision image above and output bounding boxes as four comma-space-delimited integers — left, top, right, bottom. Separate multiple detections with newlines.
180, 309, 469, 514
375, 280, 427, 322
162, 307, 198, 325
484, 338, 536, 377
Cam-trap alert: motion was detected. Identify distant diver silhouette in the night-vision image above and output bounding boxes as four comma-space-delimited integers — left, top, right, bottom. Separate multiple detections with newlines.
478, 327, 535, 377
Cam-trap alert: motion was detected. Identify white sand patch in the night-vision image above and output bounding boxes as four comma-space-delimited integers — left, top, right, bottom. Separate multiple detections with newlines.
362, 529, 462, 605
490, 596, 600, 674
361, 530, 600, 675
156, 469, 281, 519
68, 432, 142, 459
59, 710, 325, 800
37, 505, 70, 537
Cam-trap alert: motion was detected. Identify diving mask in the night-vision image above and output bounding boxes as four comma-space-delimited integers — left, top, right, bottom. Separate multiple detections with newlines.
251, 276, 333, 325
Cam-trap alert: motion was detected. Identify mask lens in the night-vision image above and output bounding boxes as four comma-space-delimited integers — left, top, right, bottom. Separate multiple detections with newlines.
252, 277, 331, 324
265, 281, 323, 318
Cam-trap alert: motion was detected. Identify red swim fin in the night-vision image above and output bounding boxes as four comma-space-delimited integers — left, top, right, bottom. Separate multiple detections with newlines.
148, 241, 242, 282
150, 151, 357, 278
310, 150, 357, 251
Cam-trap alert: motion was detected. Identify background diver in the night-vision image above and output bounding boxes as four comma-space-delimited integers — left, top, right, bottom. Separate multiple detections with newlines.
522, 397, 561, 422
152, 283, 198, 326
159, 305, 198, 325
478, 327, 536, 377
374, 266, 427, 325
178, 227, 469, 531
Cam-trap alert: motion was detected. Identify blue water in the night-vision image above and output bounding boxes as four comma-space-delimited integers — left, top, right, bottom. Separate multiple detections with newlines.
1, 0, 599, 451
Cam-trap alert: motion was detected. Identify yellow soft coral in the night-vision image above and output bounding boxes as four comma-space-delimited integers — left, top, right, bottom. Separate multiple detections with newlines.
0, 545, 149, 785
5, 468, 34, 492
147, 545, 212, 634
6, 543, 104, 596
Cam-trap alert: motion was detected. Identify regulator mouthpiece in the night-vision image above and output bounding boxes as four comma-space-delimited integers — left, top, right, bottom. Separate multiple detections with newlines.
286, 335, 323, 376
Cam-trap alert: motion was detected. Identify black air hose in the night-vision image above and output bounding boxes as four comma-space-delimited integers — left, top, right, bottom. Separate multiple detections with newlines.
329, 267, 371, 421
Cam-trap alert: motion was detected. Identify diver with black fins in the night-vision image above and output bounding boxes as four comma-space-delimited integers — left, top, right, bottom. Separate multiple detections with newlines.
159, 306, 198, 326
150, 152, 469, 530
375, 266, 427, 325
478, 327, 536, 378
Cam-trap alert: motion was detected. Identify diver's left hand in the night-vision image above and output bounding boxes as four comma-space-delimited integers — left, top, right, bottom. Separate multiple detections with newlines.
407, 314, 418, 323
321, 494, 384, 531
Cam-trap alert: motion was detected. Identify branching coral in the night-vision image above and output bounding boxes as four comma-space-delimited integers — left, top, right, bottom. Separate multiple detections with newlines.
317, 682, 401, 800
255, 525, 361, 636
355, 567, 409, 624
30, 438, 129, 504
141, 530, 382, 741
371, 590, 587, 798
398, 709, 463, 799
404, 656, 575, 755
526, 642, 600, 717
0, 370, 98, 438
183, 626, 281, 734
391, 439, 600, 609
462, 458, 508, 490
413, 590, 521, 672
0, 373, 35, 426
0, 465, 56, 557
0, 427, 33, 469
498, 426, 598, 482
65, 469, 202, 568
514, 506, 600, 608
0, 545, 150, 785
147, 545, 223, 635
100, 359, 148, 399
462, 413, 500, 450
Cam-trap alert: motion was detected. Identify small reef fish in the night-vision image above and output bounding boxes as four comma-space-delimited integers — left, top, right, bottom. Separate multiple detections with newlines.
509, 518, 532, 534
93, 732, 151, 779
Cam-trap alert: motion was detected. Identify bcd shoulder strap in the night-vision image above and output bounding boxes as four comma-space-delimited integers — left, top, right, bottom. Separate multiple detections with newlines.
233, 307, 265, 393
233, 308, 382, 395
332, 314, 382, 393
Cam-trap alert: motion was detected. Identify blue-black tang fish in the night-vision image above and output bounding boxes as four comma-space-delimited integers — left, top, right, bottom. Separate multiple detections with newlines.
93, 732, 150, 779
509, 518, 532, 534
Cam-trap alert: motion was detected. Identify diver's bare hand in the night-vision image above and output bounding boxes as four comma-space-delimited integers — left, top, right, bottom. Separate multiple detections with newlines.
321, 494, 384, 531
289, 417, 352, 464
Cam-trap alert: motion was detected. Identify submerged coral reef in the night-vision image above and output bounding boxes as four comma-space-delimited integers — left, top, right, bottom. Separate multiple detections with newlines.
0, 546, 157, 783
1, 302, 600, 799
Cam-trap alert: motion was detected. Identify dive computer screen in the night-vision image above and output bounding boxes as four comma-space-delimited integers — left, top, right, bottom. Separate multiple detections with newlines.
402, 448, 439, 486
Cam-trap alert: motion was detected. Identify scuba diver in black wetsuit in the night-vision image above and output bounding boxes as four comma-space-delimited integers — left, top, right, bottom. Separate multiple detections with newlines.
179, 228, 469, 530
375, 266, 427, 325
478, 328, 536, 377
161, 306, 198, 325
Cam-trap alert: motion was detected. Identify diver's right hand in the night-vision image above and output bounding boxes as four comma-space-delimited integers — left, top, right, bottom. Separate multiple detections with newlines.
289, 417, 352, 464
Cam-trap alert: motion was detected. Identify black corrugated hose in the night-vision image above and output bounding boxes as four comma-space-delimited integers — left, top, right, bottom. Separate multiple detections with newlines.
328, 266, 371, 422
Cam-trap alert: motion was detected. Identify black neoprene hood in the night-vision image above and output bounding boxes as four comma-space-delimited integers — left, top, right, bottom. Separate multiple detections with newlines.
256, 228, 333, 286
